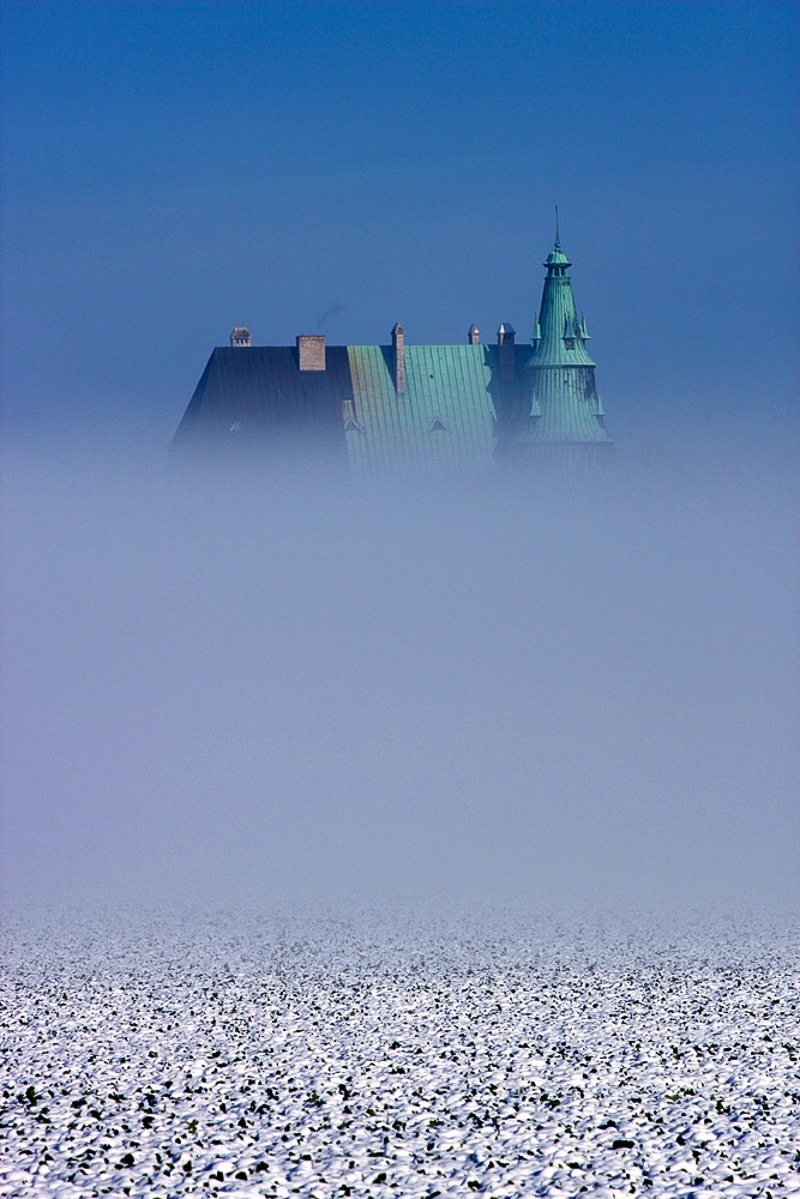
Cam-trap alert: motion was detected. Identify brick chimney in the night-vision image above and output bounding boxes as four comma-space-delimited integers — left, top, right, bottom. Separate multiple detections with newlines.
297, 334, 326, 371
468, 323, 480, 345
391, 323, 405, 395
497, 323, 516, 381
230, 327, 251, 347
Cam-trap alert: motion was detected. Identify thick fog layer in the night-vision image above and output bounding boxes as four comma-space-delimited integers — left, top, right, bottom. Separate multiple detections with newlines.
1, 445, 796, 912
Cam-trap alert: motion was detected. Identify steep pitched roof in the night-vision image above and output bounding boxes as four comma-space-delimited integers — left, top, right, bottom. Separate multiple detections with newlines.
170, 346, 350, 461
344, 344, 500, 480
508, 236, 612, 447
518, 368, 611, 444
171, 229, 615, 472
527, 238, 595, 369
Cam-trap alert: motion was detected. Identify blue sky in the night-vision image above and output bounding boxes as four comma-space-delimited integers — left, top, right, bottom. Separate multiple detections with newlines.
1, 0, 798, 453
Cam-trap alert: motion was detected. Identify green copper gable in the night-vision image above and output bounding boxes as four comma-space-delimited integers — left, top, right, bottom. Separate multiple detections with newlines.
345, 344, 498, 480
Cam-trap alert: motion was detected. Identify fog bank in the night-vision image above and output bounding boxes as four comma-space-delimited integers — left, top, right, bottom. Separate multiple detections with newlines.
1, 443, 796, 912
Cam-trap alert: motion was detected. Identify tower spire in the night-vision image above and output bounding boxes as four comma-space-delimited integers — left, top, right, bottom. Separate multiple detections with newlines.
498, 227, 613, 464
528, 231, 587, 366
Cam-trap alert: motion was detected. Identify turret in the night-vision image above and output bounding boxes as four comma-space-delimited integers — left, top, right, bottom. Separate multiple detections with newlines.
496, 222, 613, 467
526, 231, 594, 369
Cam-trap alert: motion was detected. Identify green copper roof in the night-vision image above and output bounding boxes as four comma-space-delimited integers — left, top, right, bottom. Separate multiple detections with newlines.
345, 344, 498, 480
501, 235, 612, 449
544, 238, 571, 267
518, 366, 611, 444
527, 238, 595, 368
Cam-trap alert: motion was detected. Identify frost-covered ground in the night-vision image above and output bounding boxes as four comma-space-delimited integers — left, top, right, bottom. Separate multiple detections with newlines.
1, 909, 797, 1198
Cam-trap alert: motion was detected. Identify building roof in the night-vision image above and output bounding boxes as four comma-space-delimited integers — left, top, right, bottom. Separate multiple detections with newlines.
509, 236, 611, 447
170, 233, 614, 472
518, 367, 611, 444
170, 345, 351, 461
527, 236, 596, 368
345, 344, 502, 480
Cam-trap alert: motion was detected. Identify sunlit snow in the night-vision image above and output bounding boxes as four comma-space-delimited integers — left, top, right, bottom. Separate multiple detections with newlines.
1, 909, 797, 1197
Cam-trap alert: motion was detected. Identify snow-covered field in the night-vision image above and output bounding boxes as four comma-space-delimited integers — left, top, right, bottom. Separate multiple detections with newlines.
1, 909, 797, 1198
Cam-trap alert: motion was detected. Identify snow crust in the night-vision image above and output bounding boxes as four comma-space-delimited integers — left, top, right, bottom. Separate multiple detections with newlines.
1, 909, 797, 1198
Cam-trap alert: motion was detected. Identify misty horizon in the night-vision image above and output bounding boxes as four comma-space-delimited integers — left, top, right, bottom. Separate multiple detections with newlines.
2, 439, 796, 915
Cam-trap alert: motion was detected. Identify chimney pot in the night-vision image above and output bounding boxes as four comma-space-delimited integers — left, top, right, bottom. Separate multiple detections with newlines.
497, 323, 516, 380
391, 322, 405, 395
297, 334, 326, 371
230, 326, 251, 347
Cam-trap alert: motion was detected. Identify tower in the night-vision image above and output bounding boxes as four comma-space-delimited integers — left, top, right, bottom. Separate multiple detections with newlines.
500, 227, 613, 471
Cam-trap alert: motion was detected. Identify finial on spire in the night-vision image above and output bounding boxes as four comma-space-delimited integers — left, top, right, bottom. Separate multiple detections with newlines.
555, 204, 560, 248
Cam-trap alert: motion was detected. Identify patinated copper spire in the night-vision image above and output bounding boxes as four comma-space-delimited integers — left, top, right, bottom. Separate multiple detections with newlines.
502, 225, 613, 453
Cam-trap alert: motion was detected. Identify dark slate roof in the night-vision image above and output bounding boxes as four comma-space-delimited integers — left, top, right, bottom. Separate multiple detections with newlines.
170, 346, 351, 462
